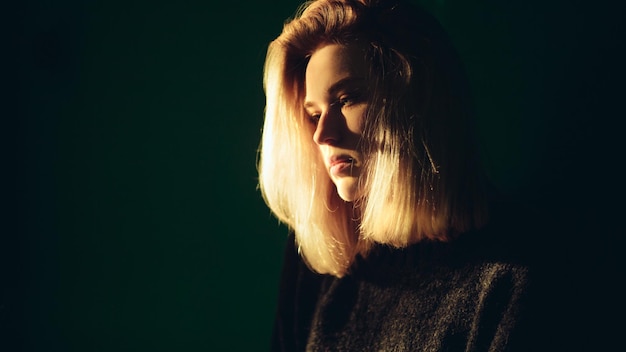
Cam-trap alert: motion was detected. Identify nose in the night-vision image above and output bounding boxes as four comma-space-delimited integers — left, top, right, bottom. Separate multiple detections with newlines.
313, 108, 342, 146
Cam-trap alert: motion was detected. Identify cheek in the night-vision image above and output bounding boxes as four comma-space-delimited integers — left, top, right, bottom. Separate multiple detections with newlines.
346, 105, 368, 134
316, 144, 327, 161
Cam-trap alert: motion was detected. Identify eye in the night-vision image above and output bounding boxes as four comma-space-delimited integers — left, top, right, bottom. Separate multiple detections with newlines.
339, 96, 352, 106
336, 92, 362, 108
337, 95, 353, 106
307, 112, 321, 125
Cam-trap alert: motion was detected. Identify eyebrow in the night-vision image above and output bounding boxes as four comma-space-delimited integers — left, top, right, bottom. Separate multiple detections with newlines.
303, 76, 365, 110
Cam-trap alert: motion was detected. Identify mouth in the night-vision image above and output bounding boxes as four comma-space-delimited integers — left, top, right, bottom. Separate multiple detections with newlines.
329, 155, 358, 176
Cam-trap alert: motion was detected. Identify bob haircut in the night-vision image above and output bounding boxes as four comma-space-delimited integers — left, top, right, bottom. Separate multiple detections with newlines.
258, 0, 490, 277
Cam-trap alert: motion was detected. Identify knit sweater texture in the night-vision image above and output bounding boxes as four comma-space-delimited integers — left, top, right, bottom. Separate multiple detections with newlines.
270, 216, 548, 352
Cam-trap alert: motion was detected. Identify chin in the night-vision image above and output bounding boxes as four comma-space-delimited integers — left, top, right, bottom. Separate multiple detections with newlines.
335, 179, 359, 202
337, 192, 355, 202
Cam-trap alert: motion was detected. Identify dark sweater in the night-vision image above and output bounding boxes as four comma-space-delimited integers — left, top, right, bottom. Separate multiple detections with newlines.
271, 221, 548, 351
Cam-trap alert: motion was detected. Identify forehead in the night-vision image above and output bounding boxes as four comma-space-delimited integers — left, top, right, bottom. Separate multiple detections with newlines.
305, 43, 368, 92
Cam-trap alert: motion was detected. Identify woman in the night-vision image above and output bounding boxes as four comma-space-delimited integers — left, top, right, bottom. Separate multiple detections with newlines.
257, 0, 538, 350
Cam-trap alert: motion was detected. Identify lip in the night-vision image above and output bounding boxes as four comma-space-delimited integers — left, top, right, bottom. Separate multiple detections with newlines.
328, 154, 357, 176
329, 154, 355, 166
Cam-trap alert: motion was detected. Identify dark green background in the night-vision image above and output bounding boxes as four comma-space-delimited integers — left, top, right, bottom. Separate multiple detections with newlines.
5, 0, 623, 351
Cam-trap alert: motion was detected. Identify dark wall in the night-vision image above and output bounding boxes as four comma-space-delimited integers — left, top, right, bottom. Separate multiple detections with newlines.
4, 0, 623, 350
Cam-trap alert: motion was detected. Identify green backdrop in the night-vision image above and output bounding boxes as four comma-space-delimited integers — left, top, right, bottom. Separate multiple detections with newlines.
5, 0, 622, 351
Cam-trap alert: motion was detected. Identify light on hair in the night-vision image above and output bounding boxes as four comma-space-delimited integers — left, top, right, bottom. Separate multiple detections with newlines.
258, 0, 489, 277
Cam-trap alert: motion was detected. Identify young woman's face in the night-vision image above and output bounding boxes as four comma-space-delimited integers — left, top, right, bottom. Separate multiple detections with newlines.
304, 43, 369, 202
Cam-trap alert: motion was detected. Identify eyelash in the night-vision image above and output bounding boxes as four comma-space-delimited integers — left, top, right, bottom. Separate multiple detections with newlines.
308, 113, 321, 124
335, 94, 357, 107
307, 94, 360, 123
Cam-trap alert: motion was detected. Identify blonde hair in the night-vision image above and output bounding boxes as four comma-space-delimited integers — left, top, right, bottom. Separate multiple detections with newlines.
258, 0, 490, 277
